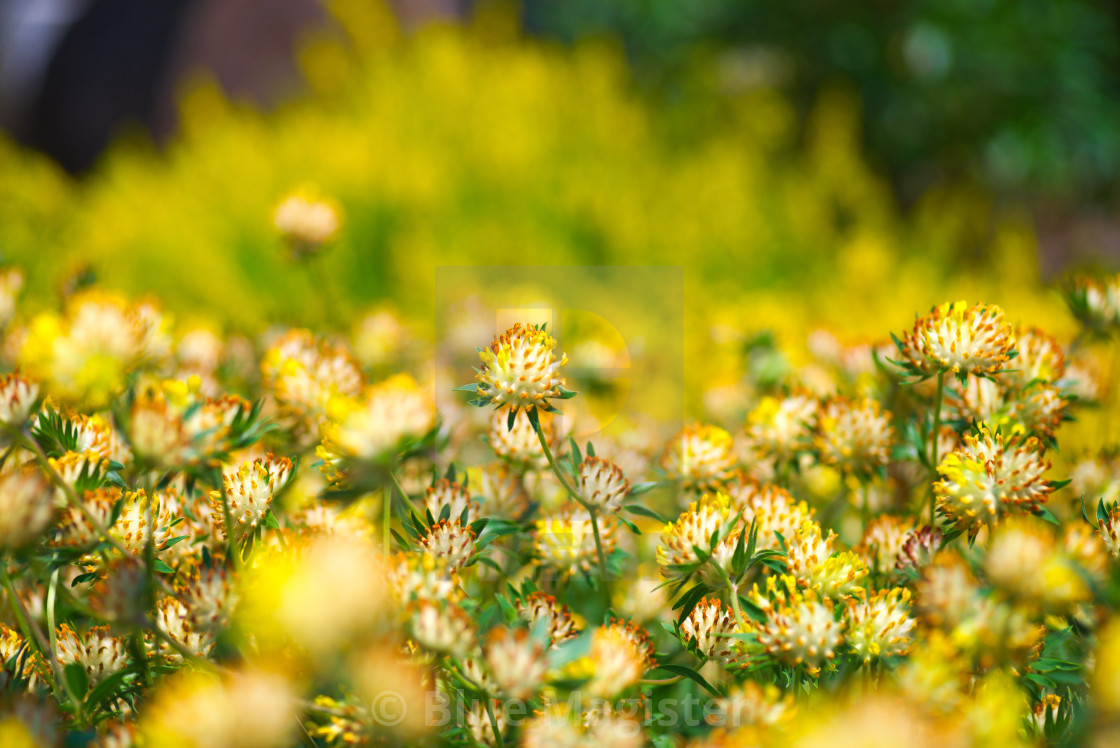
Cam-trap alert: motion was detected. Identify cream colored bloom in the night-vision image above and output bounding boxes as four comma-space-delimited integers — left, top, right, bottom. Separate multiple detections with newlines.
0, 468, 52, 550
0, 374, 38, 429
746, 393, 818, 463
784, 519, 868, 599
1101, 506, 1120, 558
411, 601, 475, 657
856, 515, 915, 573
1010, 326, 1065, 387
139, 669, 296, 748
727, 479, 814, 551
709, 682, 794, 729
479, 463, 529, 520
935, 426, 1052, 528
813, 396, 892, 474
261, 329, 362, 444
582, 621, 653, 698
844, 588, 916, 663
751, 576, 843, 676
577, 456, 630, 513
535, 506, 616, 576
656, 493, 732, 577
488, 407, 551, 469
419, 519, 476, 572
210, 455, 293, 542
517, 591, 580, 647
984, 518, 1089, 611
320, 373, 435, 471
483, 627, 547, 700
475, 323, 568, 413
660, 424, 736, 492
680, 597, 741, 663
899, 301, 1014, 377
55, 624, 129, 690
273, 187, 341, 255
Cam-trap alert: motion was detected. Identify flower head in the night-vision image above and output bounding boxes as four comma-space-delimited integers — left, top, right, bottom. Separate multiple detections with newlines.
273, 187, 342, 257
661, 424, 736, 493
471, 323, 569, 414
681, 597, 742, 664
844, 588, 916, 663
746, 392, 818, 463
577, 456, 630, 513
0, 374, 38, 430
656, 493, 732, 578
897, 301, 1015, 377
318, 374, 435, 479
517, 592, 580, 647
784, 519, 868, 599
813, 396, 892, 475
55, 624, 129, 690
751, 576, 844, 676
935, 426, 1052, 529
536, 506, 617, 577
0, 468, 52, 551
210, 455, 293, 542
484, 626, 547, 699
419, 519, 476, 572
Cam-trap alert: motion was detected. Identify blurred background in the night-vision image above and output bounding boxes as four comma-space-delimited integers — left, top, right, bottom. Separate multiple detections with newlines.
1, 0, 1119, 418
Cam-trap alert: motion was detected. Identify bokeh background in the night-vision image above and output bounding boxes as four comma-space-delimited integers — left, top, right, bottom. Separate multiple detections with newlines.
1, 0, 1118, 422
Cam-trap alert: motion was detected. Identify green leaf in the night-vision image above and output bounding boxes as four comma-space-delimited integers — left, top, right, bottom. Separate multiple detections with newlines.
616, 515, 641, 535
158, 535, 192, 551
628, 481, 659, 497
263, 510, 281, 530
83, 668, 130, 709
70, 572, 100, 587
64, 663, 88, 699
1050, 478, 1072, 490
152, 559, 175, 574
623, 504, 669, 524
1098, 498, 1110, 525
507, 408, 519, 431
453, 383, 480, 393
586, 441, 595, 457
1036, 506, 1060, 526
651, 664, 720, 696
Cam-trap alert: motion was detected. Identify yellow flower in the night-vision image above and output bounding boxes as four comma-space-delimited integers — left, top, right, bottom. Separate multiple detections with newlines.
935, 426, 1052, 529
656, 492, 732, 578
813, 396, 893, 475
535, 506, 617, 577
473, 322, 569, 414
843, 588, 916, 663
660, 424, 736, 492
898, 301, 1014, 377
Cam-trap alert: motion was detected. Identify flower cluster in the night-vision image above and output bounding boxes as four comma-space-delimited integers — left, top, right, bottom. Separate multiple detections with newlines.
0, 253, 1119, 748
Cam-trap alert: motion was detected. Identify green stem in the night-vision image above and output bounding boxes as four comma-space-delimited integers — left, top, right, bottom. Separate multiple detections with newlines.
217, 473, 241, 573
860, 481, 870, 529
711, 559, 747, 632
382, 486, 391, 555
388, 469, 423, 518
530, 415, 610, 610
929, 370, 945, 528
2, 562, 79, 724
48, 568, 86, 726
484, 697, 506, 748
